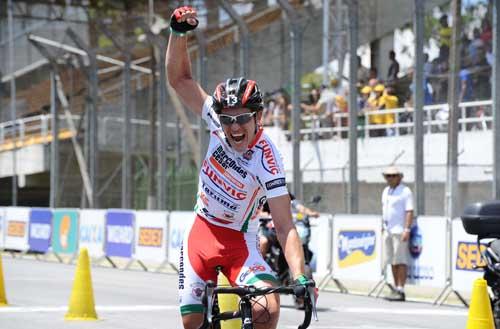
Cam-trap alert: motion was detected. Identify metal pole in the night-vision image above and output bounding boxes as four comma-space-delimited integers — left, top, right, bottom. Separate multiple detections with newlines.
445, 0, 461, 218
335, 0, 345, 80
414, 0, 425, 216
8, 0, 17, 206
195, 30, 210, 167
277, 0, 304, 201
158, 50, 168, 210
322, 0, 330, 85
49, 71, 59, 208
122, 54, 132, 208
148, 46, 158, 209
65, 28, 100, 208
347, 0, 358, 214
493, 0, 500, 199
217, 0, 250, 77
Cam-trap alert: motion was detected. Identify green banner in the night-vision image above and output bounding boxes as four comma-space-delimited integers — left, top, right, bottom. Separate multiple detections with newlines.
52, 209, 79, 254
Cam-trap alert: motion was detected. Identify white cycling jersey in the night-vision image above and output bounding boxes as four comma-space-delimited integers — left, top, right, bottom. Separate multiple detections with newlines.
194, 97, 289, 233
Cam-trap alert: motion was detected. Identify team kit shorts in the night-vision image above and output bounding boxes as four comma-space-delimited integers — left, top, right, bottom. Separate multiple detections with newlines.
178, 215, 278, 315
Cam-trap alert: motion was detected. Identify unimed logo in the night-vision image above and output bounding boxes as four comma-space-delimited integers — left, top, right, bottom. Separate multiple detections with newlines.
138, 227, 163, 247
8, 221, 26, 237
107, 225, 133, 244
30, 223, 51, 240
337, 230, 376, 268
455, 241, 487, 272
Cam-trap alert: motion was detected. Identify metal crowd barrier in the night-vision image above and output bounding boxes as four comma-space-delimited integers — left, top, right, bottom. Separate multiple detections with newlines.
0, 207, 483, 306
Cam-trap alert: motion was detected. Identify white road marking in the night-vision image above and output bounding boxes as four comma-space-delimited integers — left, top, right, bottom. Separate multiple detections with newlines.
0, 304, 466, 318
286, 324, 429, 329
0, 305, 177, 313
281, 306, 467, 317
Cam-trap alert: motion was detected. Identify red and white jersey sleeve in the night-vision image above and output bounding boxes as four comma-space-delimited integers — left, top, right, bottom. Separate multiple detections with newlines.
253, 136, 288, 200
194, 97, 289, 233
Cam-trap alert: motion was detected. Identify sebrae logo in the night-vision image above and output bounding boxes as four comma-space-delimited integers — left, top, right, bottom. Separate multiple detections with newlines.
337, 230, 376, 268
455, 241, 487, 272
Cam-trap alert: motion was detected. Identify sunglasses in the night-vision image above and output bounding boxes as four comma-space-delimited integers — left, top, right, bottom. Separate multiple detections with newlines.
219, 112, 255, 125
384, 174, 399, 178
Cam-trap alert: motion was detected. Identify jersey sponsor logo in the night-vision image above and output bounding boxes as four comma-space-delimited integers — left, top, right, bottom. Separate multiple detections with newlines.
455, 241, 487, 272
202, 183, 240, 211
212, 145, 248, 179
223, 210, 235, 220
202, 161, 247, 200
258, 196, 267, 208
179, 245, 186, 289
337, 230, 376, 268
265, 178, 286, 191
200, 192, 209, 206
191, 282, 204, 301
257, 139, 280, 175
239, 263, 267, 282
209, 157, 245, 189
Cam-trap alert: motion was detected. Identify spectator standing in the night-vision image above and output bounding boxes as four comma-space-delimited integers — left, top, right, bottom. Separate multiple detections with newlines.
438, 14, 452, 61
381, 167, 414, 302
382, 87, 399, 136
367, 84, 386, 137
387, 50, 400, 83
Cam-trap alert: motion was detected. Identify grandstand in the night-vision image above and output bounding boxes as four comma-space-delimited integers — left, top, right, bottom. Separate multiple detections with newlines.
0, 0, 498, 217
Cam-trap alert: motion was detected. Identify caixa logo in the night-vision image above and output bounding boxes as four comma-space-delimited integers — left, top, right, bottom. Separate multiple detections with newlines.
337, 230, 376, 268
107, 225, 134, 244
409, 226, 423, 259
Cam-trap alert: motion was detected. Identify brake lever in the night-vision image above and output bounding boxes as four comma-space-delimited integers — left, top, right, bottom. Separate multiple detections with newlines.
206, 282, 215, 324
307, 285, 318, 321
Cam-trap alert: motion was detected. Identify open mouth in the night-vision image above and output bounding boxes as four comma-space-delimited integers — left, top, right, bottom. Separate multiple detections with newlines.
231, 133, 245, 144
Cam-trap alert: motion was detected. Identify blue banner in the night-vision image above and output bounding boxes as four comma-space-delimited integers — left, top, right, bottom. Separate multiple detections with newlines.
29, 208, 52, 253
105, 210, 134, 258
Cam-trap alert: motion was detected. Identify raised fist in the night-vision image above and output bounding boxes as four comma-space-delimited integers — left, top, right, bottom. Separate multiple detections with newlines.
170, 6, 199, 34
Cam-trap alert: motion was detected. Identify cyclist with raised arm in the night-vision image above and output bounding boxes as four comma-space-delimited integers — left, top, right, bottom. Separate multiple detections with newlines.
166, 6, 310, 329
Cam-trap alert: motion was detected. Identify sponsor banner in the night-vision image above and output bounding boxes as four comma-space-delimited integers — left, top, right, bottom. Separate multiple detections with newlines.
452, 218, 486, 292
168, 211, 196, 266
308, 214, 332, 275
4, 207, 30, 251
0, 207, 5, 249
79, 209, 106, 258
134, 211, 168, 262
52, 209, 79, 254
105, 210, 134, 258
406, 217, 447, 287
332, 215, 382, 281
28, 208, 52, 253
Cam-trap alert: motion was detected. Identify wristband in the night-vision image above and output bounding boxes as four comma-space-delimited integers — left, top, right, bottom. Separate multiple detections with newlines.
295, 274, 309, 285
169, 27, 186, 37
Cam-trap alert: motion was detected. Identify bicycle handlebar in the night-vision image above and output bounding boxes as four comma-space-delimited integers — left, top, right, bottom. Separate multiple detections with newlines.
200, 280, 318, 329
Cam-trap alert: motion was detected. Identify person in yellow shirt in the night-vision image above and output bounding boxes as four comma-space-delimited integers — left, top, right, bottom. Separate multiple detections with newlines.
367, 84, 386, 137
382, 87, 399, 136
438, 14, 451, 60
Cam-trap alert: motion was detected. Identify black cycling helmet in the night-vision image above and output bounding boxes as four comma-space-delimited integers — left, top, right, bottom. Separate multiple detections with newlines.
212, 77, 264, 114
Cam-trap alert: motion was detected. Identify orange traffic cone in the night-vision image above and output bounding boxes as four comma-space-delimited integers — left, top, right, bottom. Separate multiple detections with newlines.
218, 273, 241, 329
65, 248, 98, 320
0, 253, 7, 306
466, 278, 494, 329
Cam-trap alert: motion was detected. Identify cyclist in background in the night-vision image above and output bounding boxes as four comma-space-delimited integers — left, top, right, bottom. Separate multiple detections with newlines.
258, 193, 320, 256
166, 6, 310, 329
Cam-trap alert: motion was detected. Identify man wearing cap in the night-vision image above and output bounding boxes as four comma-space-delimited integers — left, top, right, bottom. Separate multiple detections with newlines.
381, 167, 414, 301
